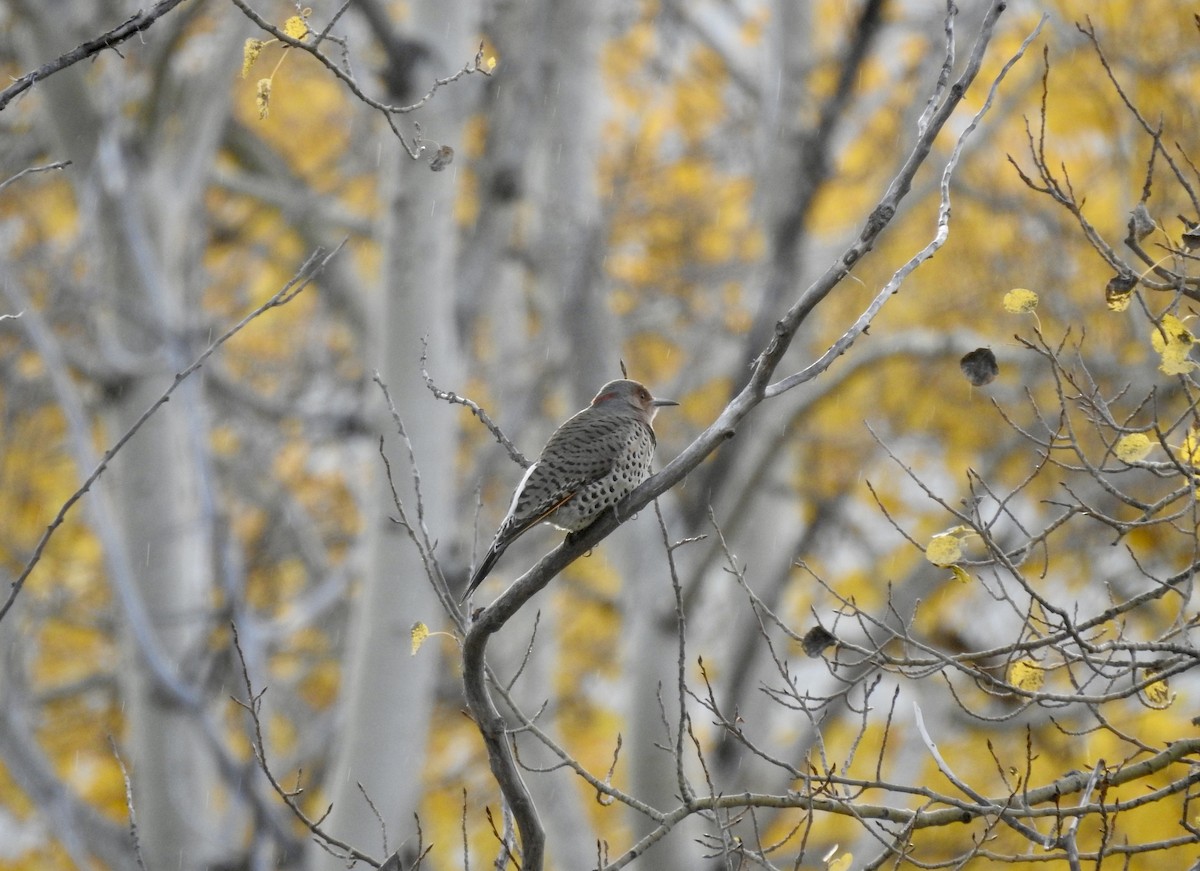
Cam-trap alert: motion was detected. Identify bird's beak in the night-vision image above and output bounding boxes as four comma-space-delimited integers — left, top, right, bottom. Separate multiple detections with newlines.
652, 398, 679, 407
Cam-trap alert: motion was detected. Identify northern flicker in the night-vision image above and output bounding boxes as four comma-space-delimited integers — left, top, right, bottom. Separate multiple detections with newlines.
462, 379, 677, 602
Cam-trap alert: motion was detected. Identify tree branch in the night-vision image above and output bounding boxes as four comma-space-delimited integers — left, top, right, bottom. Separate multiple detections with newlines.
228, 0, 491, 156
0, 242, 346, 626
0, 0, 190, 112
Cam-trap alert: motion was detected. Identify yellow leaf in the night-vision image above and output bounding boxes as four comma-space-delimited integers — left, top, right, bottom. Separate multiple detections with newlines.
410, 621, 429, 655
1150, 314, 1197, 374
1150, 315, 1189, 353
283, 14, 309, 41
1003, 288, 1039, 313
1142, 672, 1172, 708
1181, 427, 1200, 464
1008, 659, 1044, 691
1105, 274, 1136, 311
242, 38, 265, 78
1114, 433, 1153, 463
1160, 356, 1196, 376
486, 56, 497, 71
827, 853, 854, 871
925, 531, 965, 567
1106, 292, 1132, 312
925, 535, 962, 566
949, 565, 971, 584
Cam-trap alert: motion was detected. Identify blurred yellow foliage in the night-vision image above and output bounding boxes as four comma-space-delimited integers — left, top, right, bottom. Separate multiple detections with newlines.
298, 661, 340, 710
623, 330, 683, 388
269, 712, 298, 758
32, 620, 113, 687
6, 0, 1200, 866
1179, 427, 1200, 465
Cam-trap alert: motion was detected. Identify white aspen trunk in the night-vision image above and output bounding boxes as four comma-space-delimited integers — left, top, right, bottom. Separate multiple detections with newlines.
10, 5, 247, 868
315, 0, 474, 862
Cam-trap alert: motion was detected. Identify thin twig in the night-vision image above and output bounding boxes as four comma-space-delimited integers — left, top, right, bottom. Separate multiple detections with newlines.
359, 781, 389, 856
421, 341, 529, 467
108, 737, 147, 871
0, 0, 188, 111
0, 242, 345, 625
654, 500, 695, 803
228, 0, 491, 155
372, 374, 458, 617
230, 621, 382, 867
0, 160, 72, 193
766, 12, 1048, 397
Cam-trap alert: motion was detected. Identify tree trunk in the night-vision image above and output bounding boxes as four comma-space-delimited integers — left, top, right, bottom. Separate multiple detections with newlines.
10, 3, 248, 867
314, 0, 474, 862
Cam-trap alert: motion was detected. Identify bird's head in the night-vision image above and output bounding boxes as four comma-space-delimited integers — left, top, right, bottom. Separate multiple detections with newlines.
591, 379, 678, 422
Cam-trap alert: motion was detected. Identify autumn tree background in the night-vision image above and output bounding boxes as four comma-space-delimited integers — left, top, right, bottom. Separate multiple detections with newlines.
2, 0, 1199, 869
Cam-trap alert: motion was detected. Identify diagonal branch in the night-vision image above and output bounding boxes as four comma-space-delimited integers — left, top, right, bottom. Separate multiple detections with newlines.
228, 0, 491, 156
766, 13, 1048, 397
0, 242, 346, 627
0, 0, 189, 111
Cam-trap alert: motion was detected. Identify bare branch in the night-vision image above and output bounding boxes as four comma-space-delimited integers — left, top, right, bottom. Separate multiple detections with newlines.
421, 342, 529, 467
230, 622, 382, 867
0, 160, 72, 193
228, 0, 491, 156
0, 242, 346, 625
0, 0, 188, 111
107, 738, 147, 871
766, 13, 1048, 398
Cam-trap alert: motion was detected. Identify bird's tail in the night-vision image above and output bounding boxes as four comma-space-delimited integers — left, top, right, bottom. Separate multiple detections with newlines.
461, 541, 507, 604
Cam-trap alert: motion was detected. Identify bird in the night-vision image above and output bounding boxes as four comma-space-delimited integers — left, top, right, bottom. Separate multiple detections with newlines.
462, 379, 678, 602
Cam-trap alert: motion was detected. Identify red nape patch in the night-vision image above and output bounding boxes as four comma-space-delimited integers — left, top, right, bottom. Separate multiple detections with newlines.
592, 392, 618, 405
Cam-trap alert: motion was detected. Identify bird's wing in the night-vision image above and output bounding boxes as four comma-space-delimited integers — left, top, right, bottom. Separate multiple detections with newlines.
466, 414, 639, 598
499, 485, 579, 542
501, 410, 631, 535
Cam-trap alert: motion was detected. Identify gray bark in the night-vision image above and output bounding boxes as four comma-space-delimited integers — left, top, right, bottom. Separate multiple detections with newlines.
9, 3, 248, 867
314, 0, 474, 862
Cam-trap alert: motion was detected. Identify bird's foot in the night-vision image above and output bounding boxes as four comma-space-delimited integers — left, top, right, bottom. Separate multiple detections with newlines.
565, 506, 626, 549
